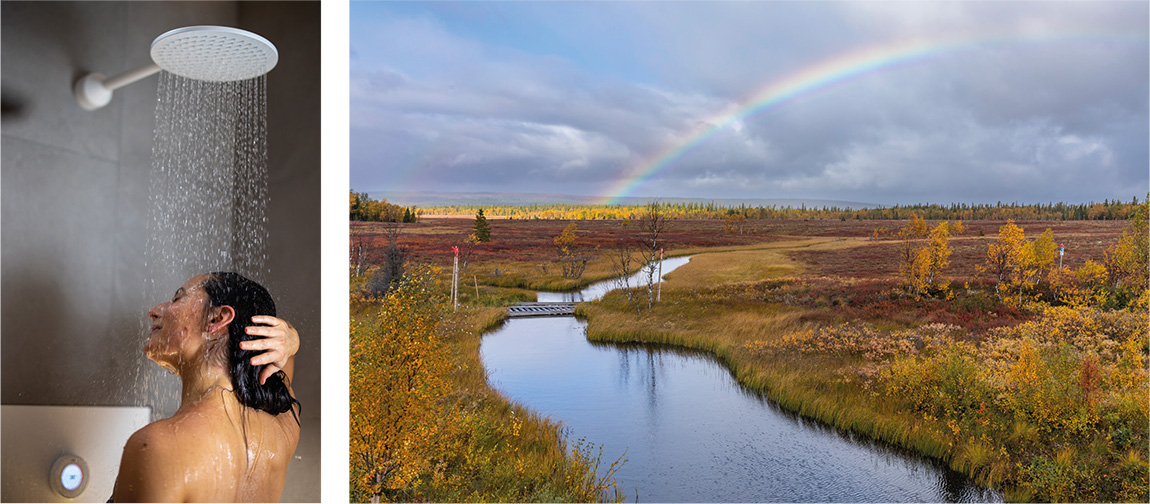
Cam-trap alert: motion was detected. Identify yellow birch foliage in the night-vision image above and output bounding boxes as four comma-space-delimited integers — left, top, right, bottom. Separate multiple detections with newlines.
905, 249, 932, 297
1051, 261, 1110, 307
924, 221, 953, 289
1022, 229, 1057, 283
989, 220, 1025, 301
350, 270, 623, 502
900, 220, 952, 297
1105, 197, 1149, 305
350, 273, 453, 501
999, 340, 1091, 435
723, 212, 748, 234
553, 221, 578, 256
984, 304, 1147, 436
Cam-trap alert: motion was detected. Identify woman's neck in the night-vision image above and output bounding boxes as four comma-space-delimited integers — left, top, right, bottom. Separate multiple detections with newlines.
179, 363, 236, 409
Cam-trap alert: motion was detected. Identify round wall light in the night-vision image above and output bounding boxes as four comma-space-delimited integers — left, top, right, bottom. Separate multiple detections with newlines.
49, 455, 89, 499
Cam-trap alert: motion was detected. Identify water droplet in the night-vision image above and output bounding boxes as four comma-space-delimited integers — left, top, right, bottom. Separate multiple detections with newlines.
138, 71, 270, 418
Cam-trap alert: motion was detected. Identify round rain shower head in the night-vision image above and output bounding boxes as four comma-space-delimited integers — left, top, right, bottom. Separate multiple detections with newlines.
150, 26, 278, 82
75, 25, 277, 110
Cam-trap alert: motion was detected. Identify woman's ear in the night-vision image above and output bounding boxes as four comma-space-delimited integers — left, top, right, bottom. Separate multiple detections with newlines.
206, 305, 236, 336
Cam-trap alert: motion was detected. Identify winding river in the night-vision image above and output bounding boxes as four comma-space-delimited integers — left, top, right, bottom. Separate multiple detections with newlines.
481, 257, 1000, 502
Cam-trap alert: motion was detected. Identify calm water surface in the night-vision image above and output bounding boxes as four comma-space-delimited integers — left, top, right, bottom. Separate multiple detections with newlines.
536, 256, 692, 303
480, 258, 1000, 502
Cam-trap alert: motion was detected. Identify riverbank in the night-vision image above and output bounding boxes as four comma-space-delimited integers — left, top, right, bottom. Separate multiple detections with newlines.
577, 242, 1148, 502
350, 275, 623, 502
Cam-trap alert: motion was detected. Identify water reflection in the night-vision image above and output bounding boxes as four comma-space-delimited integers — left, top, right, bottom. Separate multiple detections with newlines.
537, 256, 693, 303
482, 318, 1001, 503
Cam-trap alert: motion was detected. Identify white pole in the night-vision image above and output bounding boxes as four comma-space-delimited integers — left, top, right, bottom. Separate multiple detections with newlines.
452, 255, 459, 311
656, 248, 664, 302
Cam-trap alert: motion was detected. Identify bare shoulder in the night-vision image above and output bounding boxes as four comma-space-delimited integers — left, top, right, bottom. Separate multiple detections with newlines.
112, 420, 186, 502
122, 420, 180, 463
113, 402, 299, 502
114, 406, 244, 501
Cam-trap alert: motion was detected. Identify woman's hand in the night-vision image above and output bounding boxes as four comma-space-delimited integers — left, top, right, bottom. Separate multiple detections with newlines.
240, 315, 299, 385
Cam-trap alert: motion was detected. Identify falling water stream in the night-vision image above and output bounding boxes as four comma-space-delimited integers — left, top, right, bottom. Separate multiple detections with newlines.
135, 71, 270, 419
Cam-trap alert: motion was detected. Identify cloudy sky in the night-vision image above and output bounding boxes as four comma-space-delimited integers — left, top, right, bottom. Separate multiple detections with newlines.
350, 1, 1148, 206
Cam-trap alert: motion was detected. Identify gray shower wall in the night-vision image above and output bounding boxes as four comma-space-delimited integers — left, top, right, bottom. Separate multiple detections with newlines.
1, 1, 321, 501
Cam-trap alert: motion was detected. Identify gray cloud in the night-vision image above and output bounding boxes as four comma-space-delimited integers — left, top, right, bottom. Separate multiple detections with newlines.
351, 1, 1148, 205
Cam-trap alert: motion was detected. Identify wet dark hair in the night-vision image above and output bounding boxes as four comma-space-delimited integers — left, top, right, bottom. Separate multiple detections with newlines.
201, 272, 300, 422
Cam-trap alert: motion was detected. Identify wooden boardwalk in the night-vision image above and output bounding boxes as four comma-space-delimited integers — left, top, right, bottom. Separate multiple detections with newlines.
506, 302, 577, 318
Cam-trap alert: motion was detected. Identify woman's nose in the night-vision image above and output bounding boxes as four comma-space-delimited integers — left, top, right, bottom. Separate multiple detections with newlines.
148, 303, 164, 320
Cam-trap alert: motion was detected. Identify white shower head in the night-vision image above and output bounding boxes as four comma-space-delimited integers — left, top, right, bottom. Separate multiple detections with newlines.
75, 25, 278, 110
150, 26, 278, 82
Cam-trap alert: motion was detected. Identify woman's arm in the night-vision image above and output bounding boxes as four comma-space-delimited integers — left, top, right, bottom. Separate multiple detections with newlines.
240, 315, 299, 385
112, 424, 184, 502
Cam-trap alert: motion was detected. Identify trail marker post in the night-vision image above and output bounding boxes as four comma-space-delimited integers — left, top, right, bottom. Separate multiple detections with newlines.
657, 248, 664, 302
452, 246, 460, 311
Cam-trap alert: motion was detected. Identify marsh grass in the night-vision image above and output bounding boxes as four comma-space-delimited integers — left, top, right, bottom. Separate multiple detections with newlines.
663, 248, 802, 285
466, 255, 625, 292
670, 236, 847, 257
455, 284, 535, 307
578, 242, 1148, 502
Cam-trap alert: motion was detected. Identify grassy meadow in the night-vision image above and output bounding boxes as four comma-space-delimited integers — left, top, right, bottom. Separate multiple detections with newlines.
581, 227, 1147, 502
352, 213, 1146, 502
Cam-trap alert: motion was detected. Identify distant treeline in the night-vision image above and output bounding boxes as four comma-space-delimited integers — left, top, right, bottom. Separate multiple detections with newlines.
423, 197, 1146, 221
350, 191, 418, 222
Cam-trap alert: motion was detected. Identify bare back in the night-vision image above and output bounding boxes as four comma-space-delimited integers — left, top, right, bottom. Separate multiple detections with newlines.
113, 391, 300, 502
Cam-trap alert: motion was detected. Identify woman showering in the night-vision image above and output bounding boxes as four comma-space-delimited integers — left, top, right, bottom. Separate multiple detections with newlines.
70, 25, 304, 501
112, 272, 300, 502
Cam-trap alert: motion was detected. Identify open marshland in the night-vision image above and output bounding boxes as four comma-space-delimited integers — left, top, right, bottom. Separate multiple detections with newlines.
352, 215, 1146, 502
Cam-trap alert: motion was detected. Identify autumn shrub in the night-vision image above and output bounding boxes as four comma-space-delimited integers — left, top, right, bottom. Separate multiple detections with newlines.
977, 305, 1146, 438
350, 271, 453, 501
1105, 195, 1149, 301
863, 300, 1148, 501
417, 407, 624, 503
881, 340, 991, 422
748, 322, 924, 361
980, 304, 1141, 365
899, 220, 955, 298
350, 266, 624, 502
1018, 452, 1081, 503
951, 289, 997, 314
997, 341, 1098, 435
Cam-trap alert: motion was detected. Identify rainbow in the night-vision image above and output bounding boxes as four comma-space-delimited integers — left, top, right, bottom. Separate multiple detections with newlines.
599, 31, 1147, 205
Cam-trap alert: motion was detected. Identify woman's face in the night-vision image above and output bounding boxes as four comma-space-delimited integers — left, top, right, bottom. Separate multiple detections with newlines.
145, 274, 214, 372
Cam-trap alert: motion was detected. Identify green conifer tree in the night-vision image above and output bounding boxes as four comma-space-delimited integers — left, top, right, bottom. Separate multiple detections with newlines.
473, 209, 491, 243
